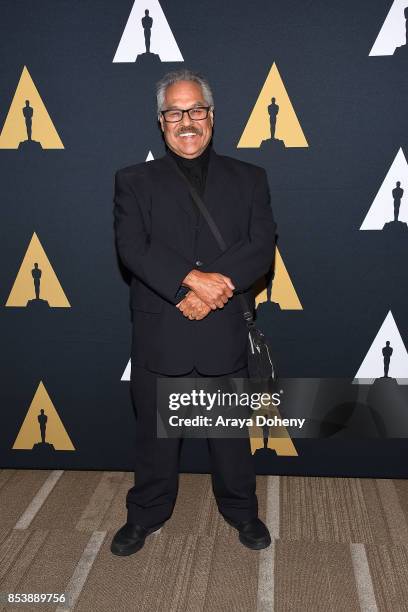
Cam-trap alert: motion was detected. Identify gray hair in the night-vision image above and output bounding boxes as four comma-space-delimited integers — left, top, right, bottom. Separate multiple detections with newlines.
156, 69, 214, 117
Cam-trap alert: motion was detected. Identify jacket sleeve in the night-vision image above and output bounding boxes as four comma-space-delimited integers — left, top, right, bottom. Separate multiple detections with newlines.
113, 169, 194, 305
200, 166, 277, 291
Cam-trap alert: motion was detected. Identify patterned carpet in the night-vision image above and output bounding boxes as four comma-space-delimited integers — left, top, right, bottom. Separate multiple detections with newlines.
0, 470, 407, 611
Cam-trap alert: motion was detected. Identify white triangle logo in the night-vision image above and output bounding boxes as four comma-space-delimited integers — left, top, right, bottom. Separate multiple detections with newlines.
360, 148, 408, 230
146, 150, 154, 161
354, 311, 408, 384
121, 358, 131, 381
113, 0, 183, 63
369, 0, 408, 56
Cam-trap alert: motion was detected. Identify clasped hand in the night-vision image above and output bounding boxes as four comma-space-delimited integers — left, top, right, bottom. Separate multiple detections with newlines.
176, 270, 235, 320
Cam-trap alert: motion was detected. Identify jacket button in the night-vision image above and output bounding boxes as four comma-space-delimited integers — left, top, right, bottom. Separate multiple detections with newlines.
195, 260, 203, 267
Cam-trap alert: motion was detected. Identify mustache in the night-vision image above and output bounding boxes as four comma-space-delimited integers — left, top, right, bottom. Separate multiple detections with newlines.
177, 126, 202, 136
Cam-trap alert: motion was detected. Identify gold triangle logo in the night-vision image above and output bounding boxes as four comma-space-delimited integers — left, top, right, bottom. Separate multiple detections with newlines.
255, 246, 302, 310
0, 66, 64, 149
249, 404, 298, 457
12, 381, 75, 451
237, 62, 308, 148
5, 232, 70, 308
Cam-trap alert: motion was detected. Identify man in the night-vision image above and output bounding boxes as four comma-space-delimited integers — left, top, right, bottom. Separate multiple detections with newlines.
111, 69, 277, 556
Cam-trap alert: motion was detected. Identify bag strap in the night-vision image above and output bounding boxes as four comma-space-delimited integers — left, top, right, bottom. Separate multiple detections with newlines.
168, 157, 255, 327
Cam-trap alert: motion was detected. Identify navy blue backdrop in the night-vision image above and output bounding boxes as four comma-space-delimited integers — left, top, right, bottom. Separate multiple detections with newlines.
1, 0, 407, 476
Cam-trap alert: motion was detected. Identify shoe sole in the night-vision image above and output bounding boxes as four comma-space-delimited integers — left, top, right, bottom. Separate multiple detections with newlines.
110, 524, 163, 557
239, 533, 272, 550
110, 539, 145, 557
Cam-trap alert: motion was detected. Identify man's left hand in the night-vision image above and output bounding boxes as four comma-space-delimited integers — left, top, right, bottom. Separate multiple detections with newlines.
176, 291, 212, 320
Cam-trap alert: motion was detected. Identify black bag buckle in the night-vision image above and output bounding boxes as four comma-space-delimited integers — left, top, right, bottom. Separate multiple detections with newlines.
243, 310, 254, 324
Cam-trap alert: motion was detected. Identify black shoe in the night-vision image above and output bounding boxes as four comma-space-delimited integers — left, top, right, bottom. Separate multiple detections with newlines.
224, 517, 271, 550
110, 521, 164, 556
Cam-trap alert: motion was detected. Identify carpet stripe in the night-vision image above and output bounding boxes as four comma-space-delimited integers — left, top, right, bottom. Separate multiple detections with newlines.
350, 543, 378, 612
14, 470, 64, 530
257, 476, 279, 611
76, 471, 124, 531
56, 530, 106, 611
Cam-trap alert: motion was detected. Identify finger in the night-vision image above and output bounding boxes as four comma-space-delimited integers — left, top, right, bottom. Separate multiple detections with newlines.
222, 277, 235, 290
220, 287, 233, 298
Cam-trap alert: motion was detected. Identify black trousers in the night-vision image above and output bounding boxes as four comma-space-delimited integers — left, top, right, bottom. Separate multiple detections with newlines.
126, 363, 258, 528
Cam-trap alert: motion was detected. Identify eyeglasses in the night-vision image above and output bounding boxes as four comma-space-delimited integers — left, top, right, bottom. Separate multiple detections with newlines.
160, 106, 212, 123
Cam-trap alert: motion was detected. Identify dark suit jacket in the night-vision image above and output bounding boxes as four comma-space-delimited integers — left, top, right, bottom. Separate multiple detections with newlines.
113, 146, 277, 375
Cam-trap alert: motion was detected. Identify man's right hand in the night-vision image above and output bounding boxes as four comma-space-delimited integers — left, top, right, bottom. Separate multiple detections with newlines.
182, 270, 235, 309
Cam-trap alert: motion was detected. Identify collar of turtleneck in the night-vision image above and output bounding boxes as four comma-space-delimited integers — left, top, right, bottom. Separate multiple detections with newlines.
167, 142, 212, 168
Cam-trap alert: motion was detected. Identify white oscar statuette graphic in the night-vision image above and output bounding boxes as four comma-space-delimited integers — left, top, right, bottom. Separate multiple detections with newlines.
360, 148, 408, 230
369, 0, 408, 56
354, 311, 408, 384
113, 0, 183, 63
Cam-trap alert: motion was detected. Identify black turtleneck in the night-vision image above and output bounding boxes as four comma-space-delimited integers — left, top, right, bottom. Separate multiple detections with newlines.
167, 142, 211, 198
167, 142, 212, 301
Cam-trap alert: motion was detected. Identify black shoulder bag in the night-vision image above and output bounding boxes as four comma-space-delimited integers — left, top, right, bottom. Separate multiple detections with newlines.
169, 160, 277, 383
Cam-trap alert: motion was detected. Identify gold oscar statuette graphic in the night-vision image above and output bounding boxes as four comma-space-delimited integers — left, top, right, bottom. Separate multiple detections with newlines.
5, 232, 70, 308
0, 65, 64, 150
12, 381, 75, 452
249, 402, 298, 457
237, 62, 308, 150
255, 246, 302, 311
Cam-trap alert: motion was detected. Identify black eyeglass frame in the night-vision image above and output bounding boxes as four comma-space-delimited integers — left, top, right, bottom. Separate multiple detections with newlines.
160, 105, 213, 123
